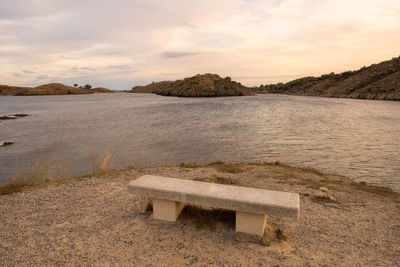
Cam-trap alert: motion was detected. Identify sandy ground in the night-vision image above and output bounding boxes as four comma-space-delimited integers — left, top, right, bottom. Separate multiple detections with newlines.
1, 163, 399, 266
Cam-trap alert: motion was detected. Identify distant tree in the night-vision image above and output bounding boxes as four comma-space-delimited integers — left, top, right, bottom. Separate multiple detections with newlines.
84, 84, 92, 90
73, 83, 78, 87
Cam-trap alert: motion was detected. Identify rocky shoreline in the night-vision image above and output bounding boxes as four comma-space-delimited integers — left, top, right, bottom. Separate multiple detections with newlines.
1, 162, 399, 266
0, 142, 15, 147
0, 114, 28, 147
0, 113, 29, 120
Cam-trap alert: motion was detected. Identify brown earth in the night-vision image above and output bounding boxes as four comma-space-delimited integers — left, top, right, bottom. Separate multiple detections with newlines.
130, 74, 254, 97
255, 56, 400, 100
0, 83, 114, 96
1, 163, 399, 266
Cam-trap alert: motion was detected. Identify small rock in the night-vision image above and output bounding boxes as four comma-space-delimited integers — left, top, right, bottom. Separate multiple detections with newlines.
318, 186, 337, 202
319, 187, 329, 193
327, 195, 336, 202
1, 141, 15, 147
0, 114, 28, 120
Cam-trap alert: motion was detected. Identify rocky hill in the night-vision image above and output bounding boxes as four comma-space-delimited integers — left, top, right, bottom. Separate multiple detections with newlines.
0, 83, 114, 95
91, 87, 115, 93
255, 56, 400, 100
130, 74, 254, 97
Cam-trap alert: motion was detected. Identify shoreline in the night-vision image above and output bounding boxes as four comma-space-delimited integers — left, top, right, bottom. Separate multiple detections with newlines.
2, 90, 399, 101
1, 162, 399, 265
1, 161, 399, 197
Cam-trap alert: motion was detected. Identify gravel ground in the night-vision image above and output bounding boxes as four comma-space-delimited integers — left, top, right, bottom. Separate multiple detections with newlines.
1, 163, 399, 266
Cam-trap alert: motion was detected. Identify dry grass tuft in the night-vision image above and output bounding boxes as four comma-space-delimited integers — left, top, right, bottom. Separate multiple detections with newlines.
236, 221, 289, 246
193, 175, 238, 185
91, 149, 117, 173
350, 181, 399, 201
179, 162, 204, 168
261, 160, 291, 167
0, 174, 26, 195
207, 162, 245, 174
262, 161, 325, 176
0, 158, 69, 195
260, 226, 289, 246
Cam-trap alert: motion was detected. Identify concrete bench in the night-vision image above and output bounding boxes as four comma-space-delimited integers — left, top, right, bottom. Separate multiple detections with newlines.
128, 175, 300, 236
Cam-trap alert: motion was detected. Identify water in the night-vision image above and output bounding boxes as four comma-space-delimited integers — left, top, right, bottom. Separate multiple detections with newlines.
1, 93, 399, 192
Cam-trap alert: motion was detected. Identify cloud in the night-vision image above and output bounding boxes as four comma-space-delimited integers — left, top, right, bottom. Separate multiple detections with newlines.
80, 67, 97, 71
1, 0, 400, 88
36, 75, 49, 80
108, 65, 131, 70
22, 70, 35, 74
160, 51, 201, 58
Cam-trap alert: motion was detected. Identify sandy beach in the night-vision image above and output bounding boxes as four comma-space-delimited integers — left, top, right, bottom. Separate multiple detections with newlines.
1, 163, 399, 266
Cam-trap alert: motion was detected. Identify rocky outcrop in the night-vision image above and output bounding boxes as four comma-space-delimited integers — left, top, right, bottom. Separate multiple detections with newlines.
130, 74, 254, 97
1, 141, 15, 147
0, 114, 28, 120
255, 56, 400, 100
0, 83, 114, 95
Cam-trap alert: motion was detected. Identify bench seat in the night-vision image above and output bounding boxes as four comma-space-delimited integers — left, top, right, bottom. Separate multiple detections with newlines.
128, 175, 300, 236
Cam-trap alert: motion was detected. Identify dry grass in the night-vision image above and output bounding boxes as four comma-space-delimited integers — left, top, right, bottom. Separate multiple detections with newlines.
0, 150, 121, 195
179, 162, 204, 168
207, 161, 245, 174
262, 161, 325, 176
0, 158, 69, 195
194, 175, 238, 185
350, 181, 399, 201
0, 175, 27, 195
91, 149, 117, 173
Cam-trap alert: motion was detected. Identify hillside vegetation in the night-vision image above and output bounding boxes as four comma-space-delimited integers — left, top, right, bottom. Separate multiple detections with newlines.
254, 56, 400, 100
130, 74, 254, 97
0, 83, 114, 96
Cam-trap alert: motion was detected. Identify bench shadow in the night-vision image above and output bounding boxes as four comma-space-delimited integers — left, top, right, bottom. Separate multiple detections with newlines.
179, 205, 235, 231
178, 205, 288, 246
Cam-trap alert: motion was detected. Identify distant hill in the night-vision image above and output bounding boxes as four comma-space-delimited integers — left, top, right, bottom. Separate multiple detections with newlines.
254, 56, 400, 100
91, 87, 115, 93
0, 83, 114, 95
130, 74, 254, 97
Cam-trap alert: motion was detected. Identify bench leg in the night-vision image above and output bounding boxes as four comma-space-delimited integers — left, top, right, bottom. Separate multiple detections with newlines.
152, 198, 185, 222
236, 211, 266, 237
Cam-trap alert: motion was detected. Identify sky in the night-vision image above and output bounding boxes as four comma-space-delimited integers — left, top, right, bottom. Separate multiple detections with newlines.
1, 0, 400, 90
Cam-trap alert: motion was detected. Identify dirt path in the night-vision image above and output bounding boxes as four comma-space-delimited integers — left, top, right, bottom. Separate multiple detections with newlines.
1, 163, 399, 266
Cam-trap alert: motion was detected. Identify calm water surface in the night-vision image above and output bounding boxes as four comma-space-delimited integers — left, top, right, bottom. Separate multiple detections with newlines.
1, 93, 399, 192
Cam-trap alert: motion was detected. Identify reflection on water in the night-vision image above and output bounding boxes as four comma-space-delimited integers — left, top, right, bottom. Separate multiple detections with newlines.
0, 93, 399, 191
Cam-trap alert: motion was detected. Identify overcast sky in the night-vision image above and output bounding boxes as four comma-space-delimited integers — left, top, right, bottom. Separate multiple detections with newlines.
1, 0, 400, 90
